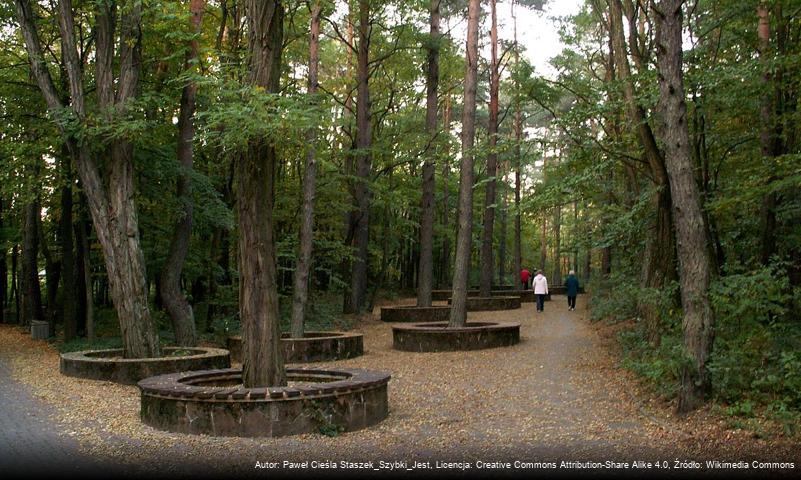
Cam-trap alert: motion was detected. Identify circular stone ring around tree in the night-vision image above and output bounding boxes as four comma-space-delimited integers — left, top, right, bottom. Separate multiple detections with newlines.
392, 321, 521, 352
447, 295, 522, 311
227, 331, 363, 364
138, 367, 390, 437
59, 347, 231, 385
379, 305, 451, 323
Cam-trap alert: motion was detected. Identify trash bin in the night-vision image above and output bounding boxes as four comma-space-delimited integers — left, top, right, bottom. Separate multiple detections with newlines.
31, 320, 49, 339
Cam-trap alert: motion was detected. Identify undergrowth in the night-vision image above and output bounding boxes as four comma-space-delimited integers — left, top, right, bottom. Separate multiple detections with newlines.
590, 263, 801, 437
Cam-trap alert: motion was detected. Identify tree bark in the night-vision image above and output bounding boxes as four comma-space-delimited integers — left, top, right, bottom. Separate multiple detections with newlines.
73, 199, 89, 337
417, 0, 440, 307
38, 209, 61, 334
572, 201, 579, 272
59, 158, 77, 341
98, 1, 162, 358
290, 0, 321, 337
540, 216, 547, 271
12, 245, 20, 323
654, 0, 715, 413
609, 0, 676, 342
160, 0, 205, 347
238, 0, 286, 388
553, 203, 562, 285
82, 226, 94, 341
757, 3, 778, 265
498, 179, 508, 285
344, 0, 373, 314
438, 94, 452, 288
583, 202, 592, 283
15, 0, 160, 357
448, 0, 480, 328
21, 198, 43, 326
0, 197, 6, 324
512, 0, 522, 287
479, 0, 500, 298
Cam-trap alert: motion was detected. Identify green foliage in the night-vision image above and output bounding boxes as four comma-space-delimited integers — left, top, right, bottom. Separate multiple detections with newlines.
56, 336, 124, 354
618, 325, 685, 399
609, 262, 801, 422
589, 274, 641, 324
707, 263, 801, 419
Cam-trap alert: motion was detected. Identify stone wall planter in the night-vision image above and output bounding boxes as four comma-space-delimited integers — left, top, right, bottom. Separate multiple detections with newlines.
227, 331, 363, 364
431, 290, 454, 301
392, 321, 520, 352
498, 290, 537, 303
60, 347, 231, 385
431, 290, 548, 303
380, 305, 451, 323
548, 285, 585, 295
139, 367, 390, 437
447, 295, 521, 311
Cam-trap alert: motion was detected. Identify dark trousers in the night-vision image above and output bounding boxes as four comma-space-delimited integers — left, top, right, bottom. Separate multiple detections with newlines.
568, 295, 577, 309
521, 281, 529, 290
536, 294, 546, 311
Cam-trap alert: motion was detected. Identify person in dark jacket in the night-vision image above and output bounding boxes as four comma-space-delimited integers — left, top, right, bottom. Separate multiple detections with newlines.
565, 270, 579, 311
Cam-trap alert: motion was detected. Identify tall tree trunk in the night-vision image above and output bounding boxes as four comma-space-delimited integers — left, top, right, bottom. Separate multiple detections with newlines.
610, 0, 676, 343
59, 159, 77, 341
539, 148, 548, 272
290, 1, 321, 337
479, 0, 500, 298
12, 245, 20, 323
345, 0, 373, 314
21, 199, 43, 326
448, 0, 480, 328
77, 207, 94, 341
160, 0, 205, 347
438, 94, 452, 288
514, 139, 522, 281
15, 0, 161, 357
38, 210, 61, 334
572, 201, 579, 272
498, 180, 508, 285
553, 203, 562, 285
654, 0, 715, 413
757, 3, 778, 265
417, 0, 440, 307
583, 202, 592, 283
0, 198, 6, 324
539, 216, 547, 271
239, 0, 286, 388
340, 10, 356, 310
512, 0, 522, 285
99, 1, 161, 358
73, 202, 87, 336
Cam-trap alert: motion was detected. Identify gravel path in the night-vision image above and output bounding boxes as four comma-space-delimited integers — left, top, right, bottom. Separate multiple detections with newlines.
0, 295, 798, 478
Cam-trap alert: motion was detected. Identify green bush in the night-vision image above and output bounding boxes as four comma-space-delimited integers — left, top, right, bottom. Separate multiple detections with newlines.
618, 324, 685, 399
589, 272, 640, 324
596, 261, 801, 430
703, 262, 801, 433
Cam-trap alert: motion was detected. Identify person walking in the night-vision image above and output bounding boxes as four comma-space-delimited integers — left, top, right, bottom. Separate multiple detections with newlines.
565, 269, 579, 311
533, 270, 548, 312
520, 267, 531, 290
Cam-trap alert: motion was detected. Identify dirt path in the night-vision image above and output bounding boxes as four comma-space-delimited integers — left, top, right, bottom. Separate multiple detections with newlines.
0, 295, 798, 477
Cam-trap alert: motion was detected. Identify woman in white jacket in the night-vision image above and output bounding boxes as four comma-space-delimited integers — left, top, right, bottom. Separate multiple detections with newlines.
532, 270, 548, 312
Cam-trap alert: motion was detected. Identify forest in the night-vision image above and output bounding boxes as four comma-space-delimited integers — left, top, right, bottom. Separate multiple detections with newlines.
0, 0, 800, 432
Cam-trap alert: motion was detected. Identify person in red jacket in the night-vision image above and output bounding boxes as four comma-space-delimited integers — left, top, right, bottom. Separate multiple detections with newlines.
520, 268, 531, 290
